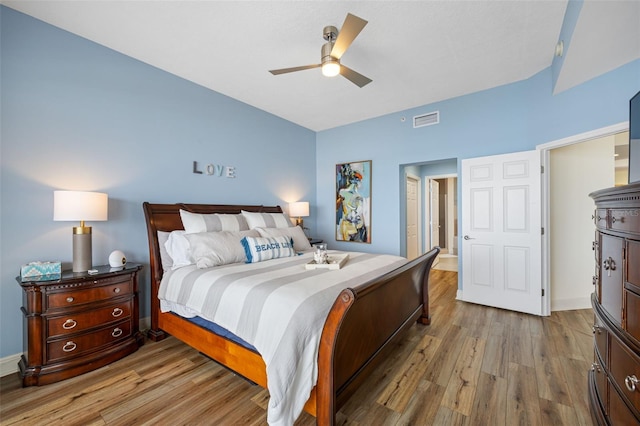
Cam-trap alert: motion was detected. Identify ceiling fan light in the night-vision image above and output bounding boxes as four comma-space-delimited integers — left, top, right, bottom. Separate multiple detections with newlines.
322, 61, 340, 77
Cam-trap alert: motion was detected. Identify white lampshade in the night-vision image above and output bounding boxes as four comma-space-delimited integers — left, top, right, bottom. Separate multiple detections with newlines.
54, 191, 108, 222
53, 190, 108, 273
289, 201, 309, 218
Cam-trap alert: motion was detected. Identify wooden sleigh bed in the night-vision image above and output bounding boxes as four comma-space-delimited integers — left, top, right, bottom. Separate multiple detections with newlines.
143, 202, 440, 425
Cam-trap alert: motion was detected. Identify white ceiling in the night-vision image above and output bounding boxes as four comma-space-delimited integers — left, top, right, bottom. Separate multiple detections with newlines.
3, 1, 639, 132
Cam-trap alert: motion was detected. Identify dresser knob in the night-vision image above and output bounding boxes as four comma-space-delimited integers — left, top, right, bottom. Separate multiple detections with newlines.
111, 328, 123, 338
112, 307, 123, 317
62, 341, 77, 352
66, 296, 74, 303
62, 319, 77, 330
114, 287, 121, 294
626, 375, 639, 392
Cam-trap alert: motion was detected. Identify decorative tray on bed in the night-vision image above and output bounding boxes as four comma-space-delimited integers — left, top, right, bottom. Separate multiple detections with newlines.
305, 253, 350, 270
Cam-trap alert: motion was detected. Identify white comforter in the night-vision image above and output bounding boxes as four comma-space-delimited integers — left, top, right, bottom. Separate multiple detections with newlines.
158, 250, 406, 426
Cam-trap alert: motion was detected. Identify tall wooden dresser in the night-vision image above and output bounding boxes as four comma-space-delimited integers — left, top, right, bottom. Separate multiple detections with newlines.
589, 182, 640, 424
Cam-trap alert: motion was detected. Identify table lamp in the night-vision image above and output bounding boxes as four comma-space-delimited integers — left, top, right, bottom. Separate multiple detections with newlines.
289, 201, 309, 228
54, 190, 108, 272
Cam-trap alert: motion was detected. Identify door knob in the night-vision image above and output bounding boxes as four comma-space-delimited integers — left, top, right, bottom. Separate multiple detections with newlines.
464, 235, 474, 240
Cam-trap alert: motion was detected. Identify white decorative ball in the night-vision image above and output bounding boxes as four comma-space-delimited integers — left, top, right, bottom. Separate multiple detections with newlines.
109, 250, 127, 267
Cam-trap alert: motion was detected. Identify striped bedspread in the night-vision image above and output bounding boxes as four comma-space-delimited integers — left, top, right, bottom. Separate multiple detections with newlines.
158, 250, 407, 426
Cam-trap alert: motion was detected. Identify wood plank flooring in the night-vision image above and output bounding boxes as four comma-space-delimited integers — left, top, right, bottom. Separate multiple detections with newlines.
0, 270, 595, 425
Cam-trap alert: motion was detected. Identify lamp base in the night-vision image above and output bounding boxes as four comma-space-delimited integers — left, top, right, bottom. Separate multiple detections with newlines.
72, 227, 92, 272
295, 218, 304, 228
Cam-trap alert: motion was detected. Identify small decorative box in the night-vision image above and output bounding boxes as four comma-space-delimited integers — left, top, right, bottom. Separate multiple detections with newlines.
21, 261, 62, 282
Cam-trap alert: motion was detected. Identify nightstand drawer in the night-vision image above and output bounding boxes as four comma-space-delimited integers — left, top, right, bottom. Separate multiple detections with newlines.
47, 319, 131, 363
47, 300, 133, 337
47, 279, 132, 309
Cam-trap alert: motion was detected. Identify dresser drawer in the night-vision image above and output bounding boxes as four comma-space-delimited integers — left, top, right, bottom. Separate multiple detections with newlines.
47, 319, 131, 363
609, 334, 640, 413
610, 377, 640, 424
47, 300, 132, 337
610, 208, 640, 235
47, 279, 132, 309
594, 209, 608, 229
628, 240, 640, 288
593, 350, 608, 416
594, 315, 608, 367
625, 289, 640, 342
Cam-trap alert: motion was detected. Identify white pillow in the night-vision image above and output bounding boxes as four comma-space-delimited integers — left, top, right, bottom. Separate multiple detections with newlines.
241, 235, 296, 263
157, 231, 174, 271
185, 230, 260, 269
164, 230, 194, 270
241, 210, 293, 229
180, 210, 249, 234
256, 226, 312, 252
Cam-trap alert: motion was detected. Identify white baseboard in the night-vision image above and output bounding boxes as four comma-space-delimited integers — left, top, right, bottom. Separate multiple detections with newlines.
0, 316, 151, 379
551, 297, 591, 311
0, 353, 22, 378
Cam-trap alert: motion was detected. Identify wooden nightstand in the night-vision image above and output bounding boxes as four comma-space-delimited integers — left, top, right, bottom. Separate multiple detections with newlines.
17, 263, 144, 386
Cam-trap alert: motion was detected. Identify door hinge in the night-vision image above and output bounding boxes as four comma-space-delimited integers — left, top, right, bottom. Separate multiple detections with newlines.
541, 165, 544, 173
542, 288, 545, 297
541, 227, 545, 235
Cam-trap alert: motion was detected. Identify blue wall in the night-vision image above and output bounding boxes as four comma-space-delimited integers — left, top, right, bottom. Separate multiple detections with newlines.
0, 7, 316, 358
315, 60, 639, 257
1, 5, 639, 361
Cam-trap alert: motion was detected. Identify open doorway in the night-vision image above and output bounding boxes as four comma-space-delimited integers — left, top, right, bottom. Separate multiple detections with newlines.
400, 158, 458, 270
427, 176, 458, 271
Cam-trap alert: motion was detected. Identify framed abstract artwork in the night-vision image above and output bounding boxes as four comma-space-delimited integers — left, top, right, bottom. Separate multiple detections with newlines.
335, 160, 371, 243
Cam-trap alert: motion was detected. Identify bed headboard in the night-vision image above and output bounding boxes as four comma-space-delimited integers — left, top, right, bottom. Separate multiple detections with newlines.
142, 202, 284, 332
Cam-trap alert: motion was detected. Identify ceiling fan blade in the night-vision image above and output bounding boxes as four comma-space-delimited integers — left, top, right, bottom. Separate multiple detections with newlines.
331, 13, 368, 60
269, 64, 321, 75
340, 65, 372, 88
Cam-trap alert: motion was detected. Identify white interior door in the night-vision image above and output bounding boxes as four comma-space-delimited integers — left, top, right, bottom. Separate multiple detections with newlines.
406, 175, 420, 260
461, 150, 543, 315
430, 179, 440, 248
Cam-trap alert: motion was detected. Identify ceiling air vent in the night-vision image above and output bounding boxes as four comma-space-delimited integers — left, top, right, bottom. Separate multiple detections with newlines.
413, 111, 439, 128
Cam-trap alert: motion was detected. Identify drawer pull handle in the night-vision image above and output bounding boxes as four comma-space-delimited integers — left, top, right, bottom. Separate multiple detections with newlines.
62, 319, 77, 330
591, 363, 601, 373
112, 308, 123, 317
603, 257, 616, 277
626, 375, 639, 392
66, 297, 74, 303
111, 328, 123, 338
114, 288, 121, 294
62, 341, 77, 352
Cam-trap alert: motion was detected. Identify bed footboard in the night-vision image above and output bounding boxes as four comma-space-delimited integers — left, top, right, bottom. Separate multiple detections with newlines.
316, 247, 440, 425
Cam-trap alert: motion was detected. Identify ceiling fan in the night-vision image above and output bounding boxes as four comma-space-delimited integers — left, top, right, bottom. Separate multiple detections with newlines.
269, 13, 372, 88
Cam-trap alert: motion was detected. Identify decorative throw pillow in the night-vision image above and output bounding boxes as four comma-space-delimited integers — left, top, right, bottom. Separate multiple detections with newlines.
184, 229, 260, 268
180, 210, 249, 234
164, 230, 194, 270
256, 226, 312, 252
241, 210, 293, 229
241, 235, 296, 263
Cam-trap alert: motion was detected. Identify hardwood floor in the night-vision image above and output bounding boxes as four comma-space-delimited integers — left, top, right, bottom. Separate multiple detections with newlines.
0, 270, 595, 425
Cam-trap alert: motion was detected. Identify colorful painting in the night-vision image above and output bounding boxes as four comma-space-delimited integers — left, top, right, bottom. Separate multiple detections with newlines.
336, 160, 371, 243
